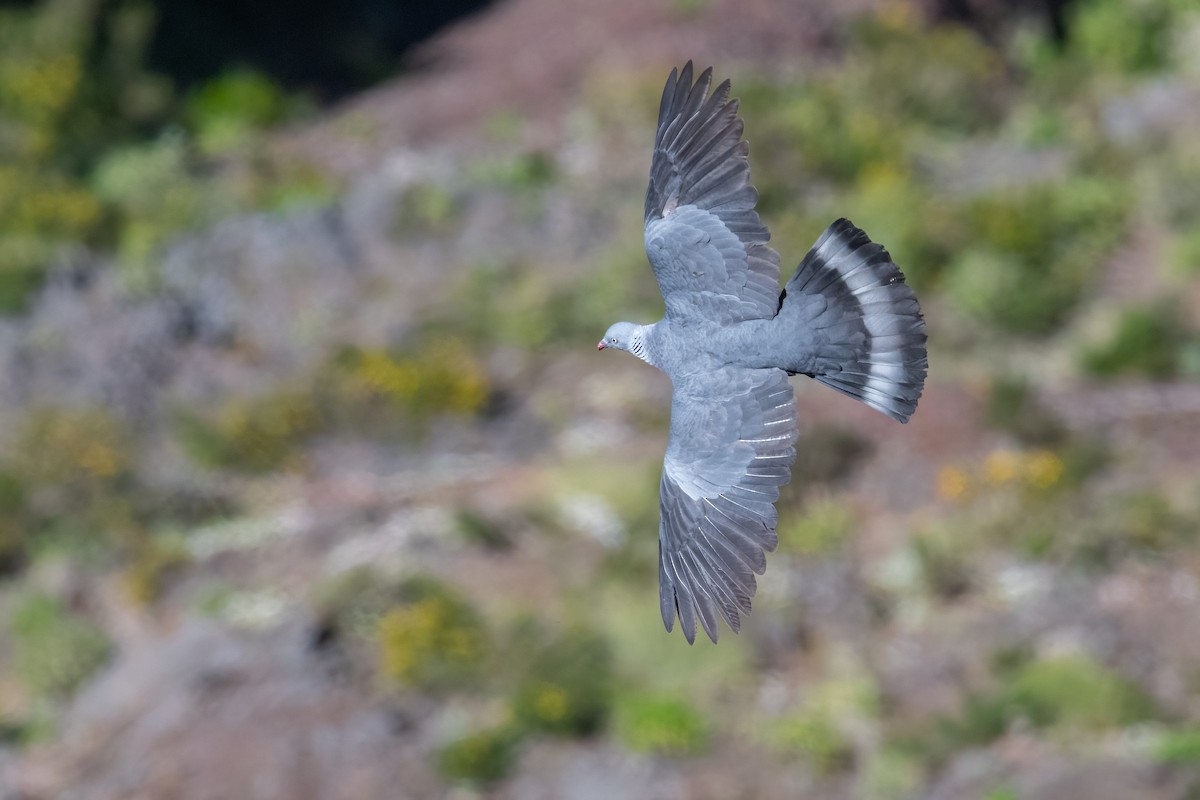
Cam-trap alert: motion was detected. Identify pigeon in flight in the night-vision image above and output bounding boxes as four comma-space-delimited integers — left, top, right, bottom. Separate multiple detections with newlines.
598, 63, 928, 644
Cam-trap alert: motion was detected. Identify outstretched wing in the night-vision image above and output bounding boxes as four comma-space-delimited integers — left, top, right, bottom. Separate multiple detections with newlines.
644, 62, 781, 324
658, 367, 798, 643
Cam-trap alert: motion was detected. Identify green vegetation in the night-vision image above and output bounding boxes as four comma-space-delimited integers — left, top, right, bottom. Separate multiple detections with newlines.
1005, 654, 1155, 730
120, 537, 191, 606
765, 709, 854, 773
376, 576, 488, 692
938, 653, 1156, 750
322, 339, 490, 431
175, 390, 319, 474
392, 183, 461, 237
7, 592, 111, 699
777, 495, 855, 556
615, 695, 709, 756
913, 528, 974, 600
760, 668, 877, 774
984, 374, 1067, 446
946, 178, 1127, 335
1154, 728, 1200, 765
0, 0, 327, 309
510, 626, 614, 736
185, 68, 298, 152
437, 726, 520, 785
1081, 302, 1200, 379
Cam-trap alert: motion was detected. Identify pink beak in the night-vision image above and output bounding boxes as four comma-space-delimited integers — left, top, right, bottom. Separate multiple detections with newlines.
597, 340, 607, 351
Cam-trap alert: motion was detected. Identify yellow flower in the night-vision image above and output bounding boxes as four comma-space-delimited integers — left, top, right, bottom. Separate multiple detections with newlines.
984, 450, 1020, 486
936, 466, 968, 500
1025, 450, 1063, 489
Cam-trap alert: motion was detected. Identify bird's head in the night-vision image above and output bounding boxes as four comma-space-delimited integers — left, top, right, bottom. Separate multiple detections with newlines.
597, 321, 647, 361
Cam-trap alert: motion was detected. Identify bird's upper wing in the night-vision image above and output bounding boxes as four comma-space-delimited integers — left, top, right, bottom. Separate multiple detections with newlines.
658, 366, 798, 643
644, 62, 782, 324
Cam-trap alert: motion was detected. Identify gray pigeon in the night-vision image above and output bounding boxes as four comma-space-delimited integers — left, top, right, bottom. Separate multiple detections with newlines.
598, 63, 928, 644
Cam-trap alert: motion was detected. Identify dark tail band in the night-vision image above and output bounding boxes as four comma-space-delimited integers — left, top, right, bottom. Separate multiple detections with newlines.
786, 219, 928, 422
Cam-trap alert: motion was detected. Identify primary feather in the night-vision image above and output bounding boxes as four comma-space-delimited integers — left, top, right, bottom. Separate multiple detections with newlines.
601, 62, 928, 643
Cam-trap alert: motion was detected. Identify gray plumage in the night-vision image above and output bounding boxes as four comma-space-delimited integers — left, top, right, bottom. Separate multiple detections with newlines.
599, 63, 927, 644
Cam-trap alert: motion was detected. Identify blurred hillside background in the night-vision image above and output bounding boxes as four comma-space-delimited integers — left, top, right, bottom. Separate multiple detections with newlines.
1, 0, 1200, 796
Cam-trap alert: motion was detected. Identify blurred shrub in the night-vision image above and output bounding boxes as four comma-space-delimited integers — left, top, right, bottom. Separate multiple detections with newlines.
1154, 728, 1200, 764
11, 407, 140, 548
1170, 227, 1200, 275
1078, 490, 1195, 566
913, 529, 974, 600
984, 375, 1067, 446
740, 15, 1004, 221
121, 537, 190, 606
313, 566, 410, 640
946, 178, 1127, 335
0, 0, 161, 308
1004, 654, 1154, 730
320, 338, 490, 436
862, 746, 924, 800
511, 625, 614, 736
0, 0, 322, 306
467, 150, 558, 192
377, 575, 487, 692
936, 654, 1154, 751
8, 592, 111, 699
614, 695, 709, 756
1069, 0, 1179, 75
761, 669, 876, 773
850, 15, 1007, 135
777, 495, 854, 556
742, 78, 904, 186
0, 468, 34, 572
765, 709, 854, 774
0, 165, 102, 310
175, 390, 318, 473
436, 725, 520, 785
186, 68, 294, 152
788, 427, 872, 487
453, 508, 513, 551
392, 183, 461, 238
1081, 302, 1199, 379
91, 133, 219, 283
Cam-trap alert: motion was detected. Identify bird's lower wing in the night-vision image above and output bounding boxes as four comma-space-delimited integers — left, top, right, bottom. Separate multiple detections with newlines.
659, 367, 798, 643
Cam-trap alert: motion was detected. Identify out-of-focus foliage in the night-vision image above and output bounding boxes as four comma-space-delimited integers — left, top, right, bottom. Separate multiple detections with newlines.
777, 494, 855, 556
946, 178, 1128, 335
984, 375, 1067, 446
760, 667, 878, 774
120, 537, 190, 606
510, 625, 614, 736
614, 695, 709, 756
1002, 654, 1155, 731
1070, 0, 1180, 74
321, 339, 490, 432
436, 726, 520, 785
174, 391, 319, 474
1081, 302, 1200, 378
377, 576, 488, 692
184, 68, 295, 152
7, 592, 111, 700
0, 0, 328, 307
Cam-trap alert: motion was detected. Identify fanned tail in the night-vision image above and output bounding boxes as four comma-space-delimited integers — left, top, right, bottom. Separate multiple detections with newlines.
783, 219, 928, 423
